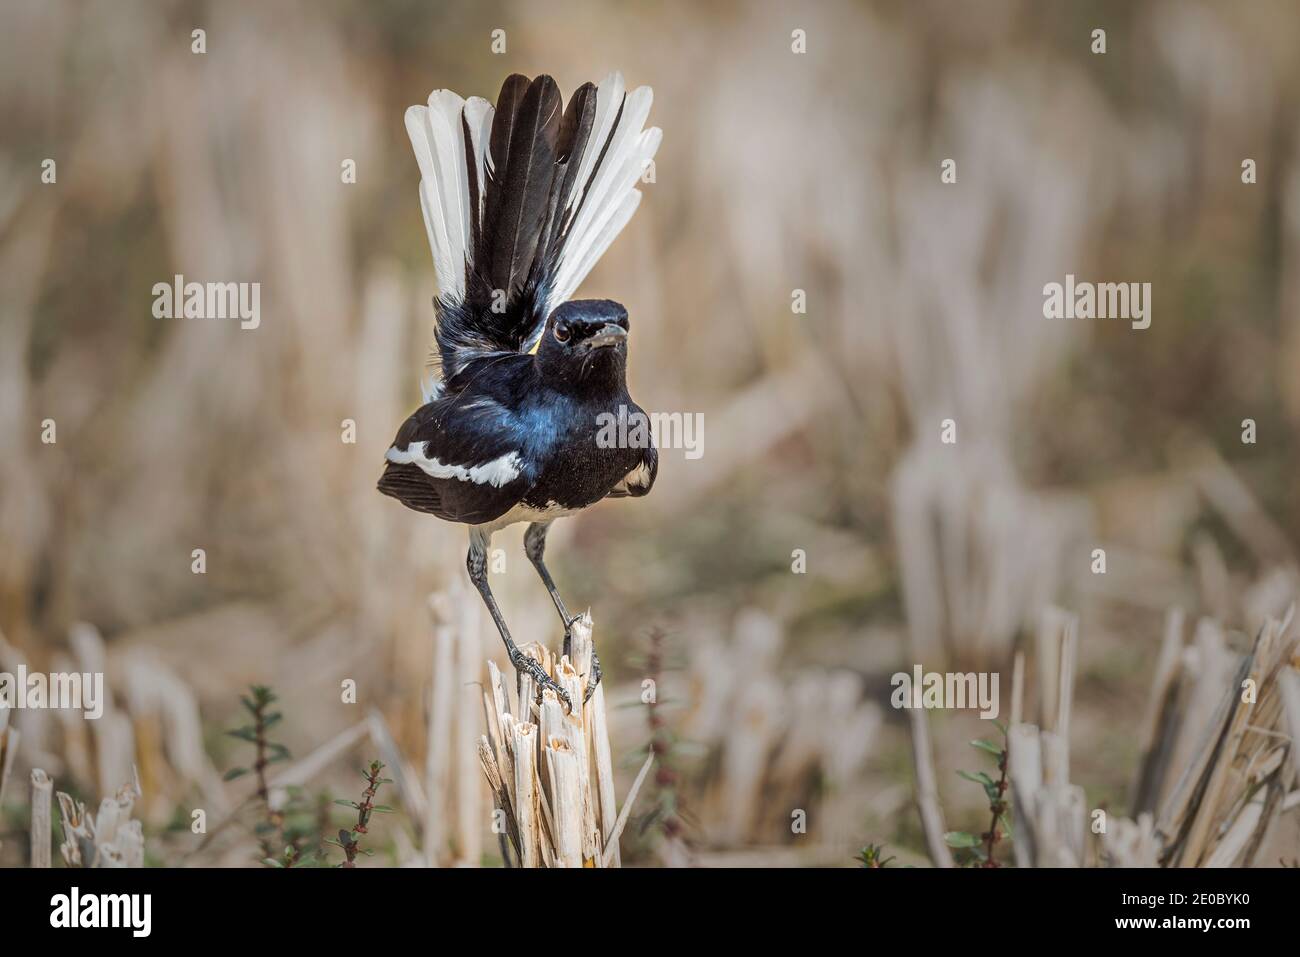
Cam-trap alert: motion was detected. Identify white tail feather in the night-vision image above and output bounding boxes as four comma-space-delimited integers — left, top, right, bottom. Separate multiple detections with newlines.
559, 189, 643, 307
564, 72, 626, 220
414, 175, 455, 296
552, 79, 659, 304
405, 94, 470, 300
570, 85, 654, 238
425, 91, 469, 291
463, 96, 494, 230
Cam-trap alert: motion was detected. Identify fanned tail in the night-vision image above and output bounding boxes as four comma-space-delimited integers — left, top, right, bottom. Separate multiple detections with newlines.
405, 72, 660, 393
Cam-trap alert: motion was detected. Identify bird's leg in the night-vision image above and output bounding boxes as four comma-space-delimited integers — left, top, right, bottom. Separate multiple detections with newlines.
467, 528, 572, 713
524, 522, 582, 649
524, 521, 601, 702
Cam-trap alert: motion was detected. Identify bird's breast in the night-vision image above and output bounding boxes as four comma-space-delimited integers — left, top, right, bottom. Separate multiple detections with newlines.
525, 433, 644, 511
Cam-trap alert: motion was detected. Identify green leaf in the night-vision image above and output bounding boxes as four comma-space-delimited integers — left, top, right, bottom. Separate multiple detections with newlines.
970, 739, 1003, 758
334, 799, 360, 808
371, 805, 395, 813
226, 727, 258, 743
222, 767, 249, 781
957, 770, 995, 788
944, 831, 980, 848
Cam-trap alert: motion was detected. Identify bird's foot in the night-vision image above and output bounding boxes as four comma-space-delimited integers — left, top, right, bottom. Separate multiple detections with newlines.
510, 648, 572, 714
583, 647, 603, 704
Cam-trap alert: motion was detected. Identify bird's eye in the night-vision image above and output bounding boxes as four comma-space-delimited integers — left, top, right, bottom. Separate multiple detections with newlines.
553, 322, 571, 343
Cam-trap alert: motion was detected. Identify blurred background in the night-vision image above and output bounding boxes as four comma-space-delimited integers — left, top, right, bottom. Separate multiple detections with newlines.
3, 0, 1300, 867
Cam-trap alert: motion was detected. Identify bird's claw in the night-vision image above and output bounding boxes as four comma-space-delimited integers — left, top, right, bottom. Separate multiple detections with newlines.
582, 648, 603, 704
511, 650, 573, 714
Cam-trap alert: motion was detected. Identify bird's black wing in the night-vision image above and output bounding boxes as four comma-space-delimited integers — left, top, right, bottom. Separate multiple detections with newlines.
377, 388, 538, 526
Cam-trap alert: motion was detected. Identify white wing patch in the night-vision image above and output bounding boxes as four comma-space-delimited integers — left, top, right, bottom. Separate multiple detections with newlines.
625, 461, 653, 489
386, 443, 522, 487
610, 461, 653, 495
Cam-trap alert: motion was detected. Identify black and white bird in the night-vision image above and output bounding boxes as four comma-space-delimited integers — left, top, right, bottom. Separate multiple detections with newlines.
378, 72, 661, 711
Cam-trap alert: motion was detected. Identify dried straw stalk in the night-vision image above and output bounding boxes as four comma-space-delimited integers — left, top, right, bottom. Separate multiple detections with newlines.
423, 585, 486, 865
478, 614, 649, 867
30, 768, 52, 868
1008, 602, 1300, 868
0, 702, 18, 810
909, 705, 954, 868
0, 704, 18, 859
1148, 609, 1299, 867
1009, 608, 1088, 867
57, 767, 145, 868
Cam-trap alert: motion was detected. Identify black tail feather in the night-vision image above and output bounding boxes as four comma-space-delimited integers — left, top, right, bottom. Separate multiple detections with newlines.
474, 73, 528, 305
482, 75, 562, 300
533, 82, 597, 300
462, 111, 483, 263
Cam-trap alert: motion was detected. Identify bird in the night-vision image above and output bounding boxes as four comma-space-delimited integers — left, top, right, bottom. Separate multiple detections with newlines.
378, 72, 662, 713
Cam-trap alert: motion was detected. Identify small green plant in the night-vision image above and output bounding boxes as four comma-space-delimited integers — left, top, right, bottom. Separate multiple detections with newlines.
223, 685, 314, 867
326, 760, 394, 867
944, 722, 1011, 868
856, 842, 895, 867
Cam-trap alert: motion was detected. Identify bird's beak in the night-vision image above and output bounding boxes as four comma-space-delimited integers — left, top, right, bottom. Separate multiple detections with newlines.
586, 323, 628, 349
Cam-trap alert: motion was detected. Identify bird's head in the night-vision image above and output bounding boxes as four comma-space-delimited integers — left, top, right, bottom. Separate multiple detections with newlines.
535, 299, 630, 395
